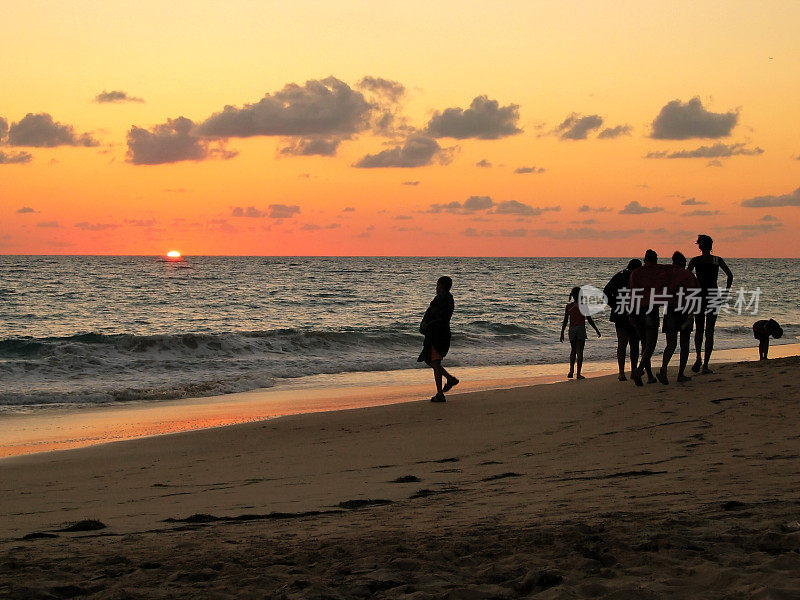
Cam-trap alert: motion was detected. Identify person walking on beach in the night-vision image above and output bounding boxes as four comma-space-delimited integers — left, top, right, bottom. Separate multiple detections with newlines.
628, 249, 669, 386
418, 276, 459, 402
658, 251, 699, 385
560, 286, 601, 380
603, 259, 642, 381
688, 235, 733, 374
753, 318, 783, 360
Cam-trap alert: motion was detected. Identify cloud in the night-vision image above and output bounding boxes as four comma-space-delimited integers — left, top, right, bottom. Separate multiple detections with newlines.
707, 159, 723, 167
0, 150, 32, 164
357, 76, 405, 103
619, 201, 663, 214
681, 198, 706, 205
124, 218, 157, 227
577, 218, 599, 225
556, 113, 603, 140
578, 205, 612, 213
354, 135, 452, 168
37, 221, 59, 228
402, 180, 420, 186
741, 186, 800, 207
430, 195, 495, 214
493, 201, 559, 216
94, 90, 144, 103
16, 206, 37, 214
394, 215, 413, 220
720, 222, 783, 238
475, 159, 492, 168
645, 142, 763, 159
597, 125, 632, 139
426, 95, 521, 139
0, 117, 7, 139
326, 223, 341, 229
682, 210, 721, 216
342, 207, 355, 212
533, 227, 645, 240
74, 221, 118, 231
196, 77, 371, 138
269, 204, 300, 219
232, 206, 267, 218
127, 117, 210, 165
278, 136, 341, 156
650, 97, 738, 139
514, 166, 545, 174
301, 223, 321, 231
761, 214, 779, 221
6, 113, 99, 147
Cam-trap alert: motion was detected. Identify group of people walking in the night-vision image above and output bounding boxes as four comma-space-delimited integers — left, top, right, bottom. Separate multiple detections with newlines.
418, 234, 783, 402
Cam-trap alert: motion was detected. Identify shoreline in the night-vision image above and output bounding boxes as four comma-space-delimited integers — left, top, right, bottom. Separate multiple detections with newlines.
2, 341, 799, 459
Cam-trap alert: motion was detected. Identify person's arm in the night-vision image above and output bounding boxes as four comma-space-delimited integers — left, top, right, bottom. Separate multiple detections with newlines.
560, 306, 569, 342
587, 315, 601, 337
687, 256, 697, 273
719, 257, 733, 289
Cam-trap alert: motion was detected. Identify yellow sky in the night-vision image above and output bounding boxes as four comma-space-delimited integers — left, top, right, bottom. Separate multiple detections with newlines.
2, 0, 799, 256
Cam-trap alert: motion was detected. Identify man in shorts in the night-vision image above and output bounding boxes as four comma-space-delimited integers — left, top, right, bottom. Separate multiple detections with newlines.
658, 251, 699, 384
629, 249, 670, 386
603, 259, 642, 381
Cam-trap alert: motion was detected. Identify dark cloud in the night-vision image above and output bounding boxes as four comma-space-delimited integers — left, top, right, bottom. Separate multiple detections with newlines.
354, 135, 451, 168
357, 76, 405, 103
232, 206, 267, 218
196, 77, 371, 138
681, 198, 706, 205
597, 125, 632, 139
16, 206, 37, 214
37, 221, 59, 228
556, 113, 603, 140
720, 222, 783, 238
74, 222, 118, 231
682, 210, 721, 216
430, 195, 495, 214
493, 201, 559, 216
645, 142, 763, 159
619, 201, 663, 214
426, 95, 521, 140
269, 204, 300, 219
650, 97, 738, 140
301, 223, 321, 231
475, 159, 492, 168
402, 180, 420, 186
94, 90, 144, 103
533, 227, 645, 240
127, 117, 210, 165
124, 218, 157, 227
279, 136, 341, 157
761, 214, 779, 221
6, 113, 99, 147
514, 166, 545, 174
578, 205, 612, 213
741, 186, 800, 207
326, 223, 341, 229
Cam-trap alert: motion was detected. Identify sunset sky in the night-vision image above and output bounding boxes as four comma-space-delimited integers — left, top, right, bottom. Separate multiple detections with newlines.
2, 0, 799, 256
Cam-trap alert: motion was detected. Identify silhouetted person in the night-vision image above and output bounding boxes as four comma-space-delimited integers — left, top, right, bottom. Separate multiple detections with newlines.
688, 234, 733, 374
560, 286, 601, 380
629, 249, 669, 386
658, 251, 699, 384
418, 276, 458, 402
604, 258, 642, 381
753, 319, 783, 360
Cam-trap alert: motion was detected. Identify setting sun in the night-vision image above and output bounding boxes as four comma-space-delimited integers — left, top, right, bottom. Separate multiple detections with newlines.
166, 250, 182, 259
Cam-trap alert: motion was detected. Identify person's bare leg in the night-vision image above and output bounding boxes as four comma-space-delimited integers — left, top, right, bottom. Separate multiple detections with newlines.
659, 332, 677, 384
629, 334, 640, 378
759, 338, 769, 360
703, 314, 717, 373
431, 360, 445, 400
640, 327, 658, 383
576, 339, 586, 379
615, 324, 629, 380
693, 315, 704, 373
677, 329, 692, 381
568, 341, 576, 378
441, 366, 459, 392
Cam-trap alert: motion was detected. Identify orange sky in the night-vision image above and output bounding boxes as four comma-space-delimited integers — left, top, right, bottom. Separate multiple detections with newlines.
1, 1, 799, 256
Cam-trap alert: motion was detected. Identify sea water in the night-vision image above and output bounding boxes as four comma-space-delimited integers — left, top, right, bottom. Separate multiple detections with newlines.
1, 256, 798, 410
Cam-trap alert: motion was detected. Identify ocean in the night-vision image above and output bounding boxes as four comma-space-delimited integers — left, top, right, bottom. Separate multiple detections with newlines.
1, 256, 798, 411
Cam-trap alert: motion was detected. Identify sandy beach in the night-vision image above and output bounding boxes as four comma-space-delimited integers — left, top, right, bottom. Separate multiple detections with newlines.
2, 355, 799, 599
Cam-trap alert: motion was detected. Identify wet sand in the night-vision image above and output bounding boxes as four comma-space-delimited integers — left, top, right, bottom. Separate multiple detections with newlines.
2, 354, 799, 599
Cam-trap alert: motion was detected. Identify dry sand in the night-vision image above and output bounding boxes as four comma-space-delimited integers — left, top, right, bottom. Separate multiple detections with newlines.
2, 356, 800, 599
